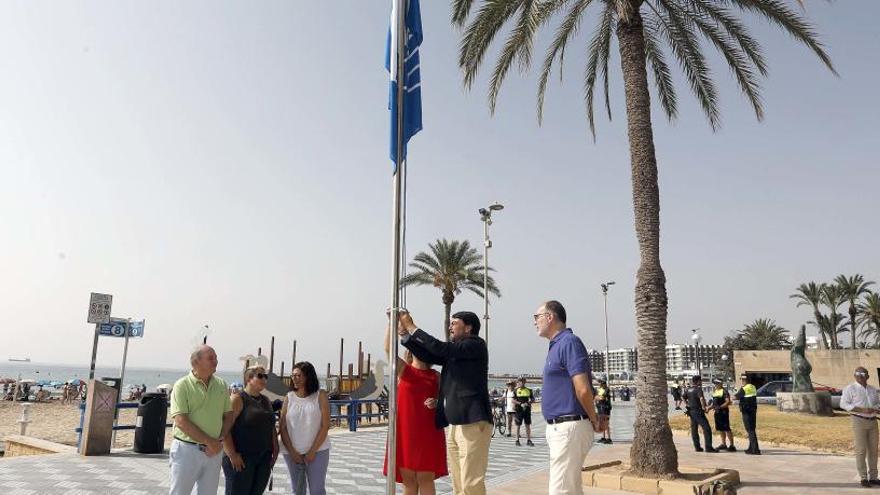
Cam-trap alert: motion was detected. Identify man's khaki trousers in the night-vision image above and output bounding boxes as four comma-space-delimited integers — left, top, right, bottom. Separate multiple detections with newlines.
852, 416, 879, 481
546, 419, 594, 495
447, 421, 492, 495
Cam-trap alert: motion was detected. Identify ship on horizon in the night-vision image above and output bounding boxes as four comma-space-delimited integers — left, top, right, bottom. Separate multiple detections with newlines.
8, 357, 31, 363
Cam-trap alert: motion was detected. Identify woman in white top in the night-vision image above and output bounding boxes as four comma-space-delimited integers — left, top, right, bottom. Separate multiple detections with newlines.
504, 381, 517, 437
279, 362, 331, 495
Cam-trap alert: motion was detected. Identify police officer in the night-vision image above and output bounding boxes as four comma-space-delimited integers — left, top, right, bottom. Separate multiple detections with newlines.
735, 374, 761, 455
686, 375, 717, 452
513, 378, 535, 446
708, 378, 735, 451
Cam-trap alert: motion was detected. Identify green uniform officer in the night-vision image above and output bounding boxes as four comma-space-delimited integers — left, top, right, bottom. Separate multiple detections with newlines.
735, 374, 760, 455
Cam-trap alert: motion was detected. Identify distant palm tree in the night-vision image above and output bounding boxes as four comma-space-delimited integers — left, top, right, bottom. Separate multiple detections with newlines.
858, 293, 880, 347
451, 0, 834, 478
810, 312, 847, 350
400, 239, 500, 337
835, 274, 875, 348
737, 318, 791, 349
820, 284, 845, 349
791, 282, 830, 349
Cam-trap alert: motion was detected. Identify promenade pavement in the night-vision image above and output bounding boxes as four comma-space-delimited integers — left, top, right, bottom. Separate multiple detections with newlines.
0, 401, 869, 494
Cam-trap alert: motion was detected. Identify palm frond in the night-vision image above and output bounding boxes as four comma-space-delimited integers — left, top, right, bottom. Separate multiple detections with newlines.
536, 0, 594, 124
451, 0, 477, 27
723, 0, 837, 76
663, 0, 764, 120
583, 1, 616, 138
643, 15, 678, 121
460, 0, 525, 90
648, 0, 721, 128
689, 0, 767, 76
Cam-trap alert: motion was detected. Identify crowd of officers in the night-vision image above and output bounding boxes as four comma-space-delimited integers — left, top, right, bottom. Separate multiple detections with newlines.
679, 374, 760, 455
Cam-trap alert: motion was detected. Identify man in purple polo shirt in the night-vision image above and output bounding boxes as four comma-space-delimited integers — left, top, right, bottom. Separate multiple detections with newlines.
535, 300, 602, 495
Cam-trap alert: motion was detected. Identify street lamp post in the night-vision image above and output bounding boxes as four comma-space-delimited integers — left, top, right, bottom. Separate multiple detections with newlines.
479, 203, 503, 349
601, 282, 615, 393
691, 328, 702, 378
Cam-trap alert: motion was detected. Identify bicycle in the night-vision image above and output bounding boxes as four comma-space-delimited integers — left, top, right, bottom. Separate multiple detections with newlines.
491, 399, 507, 438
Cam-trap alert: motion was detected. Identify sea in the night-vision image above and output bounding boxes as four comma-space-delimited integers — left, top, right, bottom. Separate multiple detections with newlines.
0, 361, 534, 395
0, 361, 243, 392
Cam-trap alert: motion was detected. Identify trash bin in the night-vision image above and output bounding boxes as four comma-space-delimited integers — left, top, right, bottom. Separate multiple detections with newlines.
133, 392, 168, 454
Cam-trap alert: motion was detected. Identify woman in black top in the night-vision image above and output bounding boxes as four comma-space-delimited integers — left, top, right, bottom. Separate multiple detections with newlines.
708, 378, 735, 451
222, 365, 278, 495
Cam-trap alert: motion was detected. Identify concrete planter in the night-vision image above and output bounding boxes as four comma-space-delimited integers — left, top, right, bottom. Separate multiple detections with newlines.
776, 391, 833, 416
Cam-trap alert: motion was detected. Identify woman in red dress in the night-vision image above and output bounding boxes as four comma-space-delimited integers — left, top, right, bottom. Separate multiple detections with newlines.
384, 320, 447, 494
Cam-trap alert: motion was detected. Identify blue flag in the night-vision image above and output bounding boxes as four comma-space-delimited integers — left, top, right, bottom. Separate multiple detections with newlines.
386, 0, 423, 170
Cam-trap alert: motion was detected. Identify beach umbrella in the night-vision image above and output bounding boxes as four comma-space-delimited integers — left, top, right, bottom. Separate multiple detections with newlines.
0, 377, 14, 384
18, 378, 37, 385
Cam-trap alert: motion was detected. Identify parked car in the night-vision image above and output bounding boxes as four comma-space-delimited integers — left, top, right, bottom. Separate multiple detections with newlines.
753, 380, 842, 409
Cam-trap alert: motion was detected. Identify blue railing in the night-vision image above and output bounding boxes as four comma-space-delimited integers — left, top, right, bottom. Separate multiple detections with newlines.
76, 402, 173, 451
76, 398, 389, 449
329, 399, 388, 432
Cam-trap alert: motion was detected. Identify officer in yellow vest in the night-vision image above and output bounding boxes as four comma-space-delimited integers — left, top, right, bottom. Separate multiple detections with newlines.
513, 378, 534, 446
735, 374, 760, 454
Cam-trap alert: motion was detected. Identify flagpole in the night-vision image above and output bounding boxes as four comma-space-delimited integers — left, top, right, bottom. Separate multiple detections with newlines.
387, 1, 407, 493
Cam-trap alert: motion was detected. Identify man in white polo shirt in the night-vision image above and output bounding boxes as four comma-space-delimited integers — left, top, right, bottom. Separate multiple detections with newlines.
840, 366, 880, 488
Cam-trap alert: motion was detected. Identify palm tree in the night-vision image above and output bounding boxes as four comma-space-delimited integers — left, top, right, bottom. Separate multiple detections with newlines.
811, 311, 847, 350
737, 318, 791, 349
858, 293, 880, 347
819, 284, 845, 349
450, 0, 834, 477
791, 282, 830, 349
400, 239, 500, 336
835, 274, 875, 348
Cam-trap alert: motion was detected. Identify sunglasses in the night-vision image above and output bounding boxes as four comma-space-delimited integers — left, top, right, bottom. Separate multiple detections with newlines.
533, 313, 550, 322
856, 372, 870, 377
255, 373, 268, 380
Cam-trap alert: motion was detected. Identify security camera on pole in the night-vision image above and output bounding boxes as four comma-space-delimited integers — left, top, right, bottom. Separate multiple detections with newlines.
479, 202, 503, 349
601, 281, 615, 395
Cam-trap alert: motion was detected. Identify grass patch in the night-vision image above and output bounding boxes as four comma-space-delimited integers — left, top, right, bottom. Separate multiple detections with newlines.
668, 405, 854, 453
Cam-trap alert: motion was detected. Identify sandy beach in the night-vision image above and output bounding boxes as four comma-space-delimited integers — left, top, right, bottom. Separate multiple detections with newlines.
0, 400, 142, 448
1, 398, 392, 452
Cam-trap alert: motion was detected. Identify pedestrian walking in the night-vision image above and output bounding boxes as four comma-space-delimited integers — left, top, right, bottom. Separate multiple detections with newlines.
504, 382, 517, 437
595, 379, 612, 444
670, 384, 682, 410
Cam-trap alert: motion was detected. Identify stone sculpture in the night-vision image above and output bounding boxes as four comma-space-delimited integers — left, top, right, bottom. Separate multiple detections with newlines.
791, 324, 815, 393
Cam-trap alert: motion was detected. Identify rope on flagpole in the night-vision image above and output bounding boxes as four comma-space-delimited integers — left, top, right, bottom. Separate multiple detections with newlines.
401, 158, 407, 309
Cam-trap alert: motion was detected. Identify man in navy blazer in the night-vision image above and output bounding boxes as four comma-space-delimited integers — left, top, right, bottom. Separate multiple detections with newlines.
398, 310, 492, 495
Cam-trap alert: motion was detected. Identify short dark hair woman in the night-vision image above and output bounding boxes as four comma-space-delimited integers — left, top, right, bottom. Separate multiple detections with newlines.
222, 365, 278, 495
279, 361, 331, 495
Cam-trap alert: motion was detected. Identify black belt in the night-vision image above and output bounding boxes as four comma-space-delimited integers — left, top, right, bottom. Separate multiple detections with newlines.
854, 415, 877, 421
174, 436, 207, 450
547, 414, 588, 424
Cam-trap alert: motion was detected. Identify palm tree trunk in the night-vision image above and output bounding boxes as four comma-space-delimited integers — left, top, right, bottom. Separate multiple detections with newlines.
813, 308, 830, 349
616, 10, 678, 478
850, 303, 858, 349
442, 291, 454, 341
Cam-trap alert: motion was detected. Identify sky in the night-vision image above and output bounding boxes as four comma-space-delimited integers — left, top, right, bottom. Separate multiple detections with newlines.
0, 1, 877, 375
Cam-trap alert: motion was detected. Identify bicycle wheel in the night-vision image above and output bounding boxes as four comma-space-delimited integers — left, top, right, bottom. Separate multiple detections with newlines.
497, 417, 507, 437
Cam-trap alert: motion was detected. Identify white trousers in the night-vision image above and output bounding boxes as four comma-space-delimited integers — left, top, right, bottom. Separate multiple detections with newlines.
168, 439, 223, 495
546, 419, 594, 495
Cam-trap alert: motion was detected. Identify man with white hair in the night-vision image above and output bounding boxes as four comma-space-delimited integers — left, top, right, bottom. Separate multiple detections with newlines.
168, 345, 233, 495
841, 366, 880, 488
